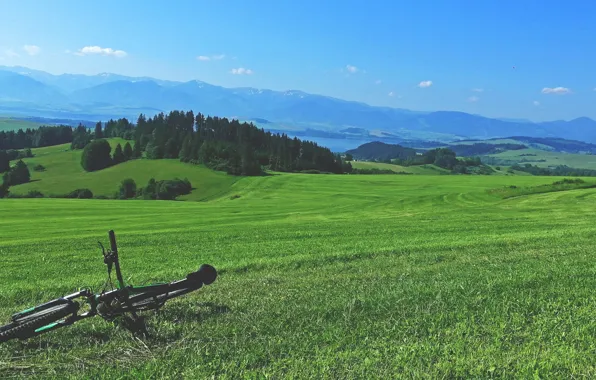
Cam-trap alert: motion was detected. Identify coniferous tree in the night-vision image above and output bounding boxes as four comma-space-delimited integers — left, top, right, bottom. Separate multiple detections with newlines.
0, 150, 9, 173
3, 160, 30, 185
95, 121, 103, 139
123, 142, 133, 160
112, 143, 125, 164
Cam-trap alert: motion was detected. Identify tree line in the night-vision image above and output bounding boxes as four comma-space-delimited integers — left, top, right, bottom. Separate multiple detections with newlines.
0, 125, 73, 150
82, 110, 352, 175
394, 148, 484, 174
511, 164, 596, 177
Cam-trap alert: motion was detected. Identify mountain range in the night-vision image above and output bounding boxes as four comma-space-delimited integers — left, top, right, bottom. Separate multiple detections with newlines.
2, 65, 596, 143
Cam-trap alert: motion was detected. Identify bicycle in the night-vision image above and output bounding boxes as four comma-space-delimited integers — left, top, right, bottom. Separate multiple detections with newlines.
0, 230, 217, 343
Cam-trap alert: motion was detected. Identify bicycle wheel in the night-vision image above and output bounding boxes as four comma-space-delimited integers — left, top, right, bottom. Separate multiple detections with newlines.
0, 303, 78, 343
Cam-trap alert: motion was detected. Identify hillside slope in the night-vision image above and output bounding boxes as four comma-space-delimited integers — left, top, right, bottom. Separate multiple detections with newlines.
6, 140, 240, 201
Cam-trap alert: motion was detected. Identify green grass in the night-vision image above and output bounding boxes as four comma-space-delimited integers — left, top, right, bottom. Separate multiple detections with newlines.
487, 178, 596, 198
6, 140, 241, 201
0, 117, 40, 132
487, 148, 596, 169
2, 173, 596, 378
350, 161, 449, 174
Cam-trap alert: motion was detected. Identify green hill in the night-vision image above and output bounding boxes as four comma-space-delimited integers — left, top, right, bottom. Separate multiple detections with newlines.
350, 160, 449, 174
5, 139, 240, 201
0, 117, 41, 132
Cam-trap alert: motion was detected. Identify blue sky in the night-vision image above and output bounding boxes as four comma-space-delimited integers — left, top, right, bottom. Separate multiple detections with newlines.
0, 0, 595, 121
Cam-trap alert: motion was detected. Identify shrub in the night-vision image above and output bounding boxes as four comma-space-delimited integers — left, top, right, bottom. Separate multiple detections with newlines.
26, 190, 44, 198
81, 139, 112, 172
118, 178, 137, 199
0, 183, 10, 198
2, 160, 30, 186
33, 164, 46, 172
552, 178, 584, 185
139, 177, 192, 200
67, 188, 94, 199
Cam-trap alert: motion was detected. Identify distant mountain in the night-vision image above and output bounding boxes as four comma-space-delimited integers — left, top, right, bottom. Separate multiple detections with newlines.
2, 65, 596, 143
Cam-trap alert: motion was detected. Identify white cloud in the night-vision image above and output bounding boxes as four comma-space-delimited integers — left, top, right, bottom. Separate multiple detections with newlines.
75, 46, 127, 58
533, 100, 540, 106
375, 79, 382, 84
418, 80, 432, 88
346, 65, 358, 74
388, 91, 395, 97
467, 96, 479, 102
23, 45, 40, 56
5, 49, 19, 58
230, 67, 253, 75
197, 54, 225, 61
472, 88, 484, 92
541, 87, 571, 95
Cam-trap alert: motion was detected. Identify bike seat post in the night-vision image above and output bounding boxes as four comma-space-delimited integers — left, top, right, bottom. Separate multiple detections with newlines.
109, 230, 126, 289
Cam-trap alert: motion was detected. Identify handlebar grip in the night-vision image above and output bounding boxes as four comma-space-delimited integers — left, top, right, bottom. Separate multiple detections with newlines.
108, 230, 118, 253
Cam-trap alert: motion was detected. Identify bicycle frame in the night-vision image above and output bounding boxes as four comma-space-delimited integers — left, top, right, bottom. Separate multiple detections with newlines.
6, 230, 213, 340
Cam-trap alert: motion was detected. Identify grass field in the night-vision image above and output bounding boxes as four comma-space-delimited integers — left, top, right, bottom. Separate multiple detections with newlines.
0, 117, 40, 132
487, 148, 596, 170
5, 140, 241, 201
2, 172, 596, 378
350, 161, 449, 175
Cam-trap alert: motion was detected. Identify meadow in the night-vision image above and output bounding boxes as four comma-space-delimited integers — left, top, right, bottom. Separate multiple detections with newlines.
487, 148, 596, 170
2, 170, 596, 378
0, 117, 40, 132
5, 140, 241, 201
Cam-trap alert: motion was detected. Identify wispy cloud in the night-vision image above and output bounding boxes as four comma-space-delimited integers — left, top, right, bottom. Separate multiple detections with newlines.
197, 54, 225, 61
467, 96, 479, 102
23, 45, 40, 56
471, 88, 483, 92
4, 49, 19, 58
533, 100, 540, 106
74, 46, 127, 58
375, 79, 382, 85
388, 91, 395, 97
230, 67, 253, 75
346, 64, 358, 74
541, 87, 571, 95
418, 80, 433, 88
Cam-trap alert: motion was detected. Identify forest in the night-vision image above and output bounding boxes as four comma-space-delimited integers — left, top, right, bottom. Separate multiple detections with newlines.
2, 111, 353, 177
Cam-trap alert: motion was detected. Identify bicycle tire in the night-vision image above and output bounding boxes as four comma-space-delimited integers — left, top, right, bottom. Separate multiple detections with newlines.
0, 303, 77, 343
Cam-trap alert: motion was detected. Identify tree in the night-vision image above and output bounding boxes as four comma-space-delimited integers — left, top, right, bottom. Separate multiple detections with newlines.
132, 139, 142, 158
345, 153, 353, 161
112, 143, 125, 164
81, 139, 112, 172
95, 121, 103, 139
3, 160, 30, 185
142, 178, 157, 199
123, 142, 133, 161
0, 182, 9, 198
178, 134, 192, 162
71, 124, 92, 150
164, 137, 179, 159
0, 150, 9, 173
118, 178, 137, 199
